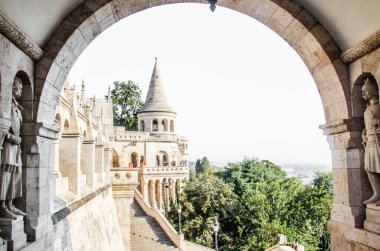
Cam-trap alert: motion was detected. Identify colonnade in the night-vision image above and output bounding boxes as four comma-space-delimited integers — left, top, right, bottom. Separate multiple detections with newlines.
142, 178, 185, 210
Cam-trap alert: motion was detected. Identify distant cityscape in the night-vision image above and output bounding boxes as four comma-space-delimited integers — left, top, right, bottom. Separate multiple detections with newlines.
189, 161, 332, 185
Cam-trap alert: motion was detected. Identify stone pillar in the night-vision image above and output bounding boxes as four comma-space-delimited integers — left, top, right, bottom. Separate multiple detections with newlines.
151, 182, 157, 209
59, 132, 82, 196
321, 119, 379, 250
81, 140, 95, 189
170, 180, 176, 202
23, 123, 57, 241
52, 135, 61, 178
103, 147, 111, 184
112, 184, 136, 251
95, 144, 104, 186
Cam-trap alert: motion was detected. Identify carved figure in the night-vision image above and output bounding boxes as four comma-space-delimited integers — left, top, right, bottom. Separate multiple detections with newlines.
0, 76, 26, 218
362, 77, 380, 205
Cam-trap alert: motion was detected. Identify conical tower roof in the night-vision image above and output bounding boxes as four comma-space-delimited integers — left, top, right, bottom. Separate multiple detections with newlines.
138, 58, 176, 114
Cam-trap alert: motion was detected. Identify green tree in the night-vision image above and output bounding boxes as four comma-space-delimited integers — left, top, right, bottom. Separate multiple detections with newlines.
170, 158, 333, 251
109, 80, 144, 130
167, 173, 237, 248
195, 156, 211, 174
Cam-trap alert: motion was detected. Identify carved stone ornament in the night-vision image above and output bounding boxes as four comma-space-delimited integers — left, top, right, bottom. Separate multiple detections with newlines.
341, 30, 380, 64
0, 10, 43, 61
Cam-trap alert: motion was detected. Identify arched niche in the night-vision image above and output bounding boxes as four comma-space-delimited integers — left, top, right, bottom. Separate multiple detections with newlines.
15, 71, 33, 123
152, 119, 158, 132
140, 119, 145, 132
352, 73, 377, 119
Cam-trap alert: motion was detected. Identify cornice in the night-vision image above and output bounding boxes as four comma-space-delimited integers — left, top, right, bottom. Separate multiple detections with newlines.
341, 30, 380, 64
0, 10, 43, 61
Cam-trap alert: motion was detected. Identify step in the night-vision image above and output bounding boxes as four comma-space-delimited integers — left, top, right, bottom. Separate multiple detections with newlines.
130, 201, 178, 251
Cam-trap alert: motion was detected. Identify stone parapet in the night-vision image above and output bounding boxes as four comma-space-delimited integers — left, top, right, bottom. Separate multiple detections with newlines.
140, 166, 189, 175
111, 168, 139, 186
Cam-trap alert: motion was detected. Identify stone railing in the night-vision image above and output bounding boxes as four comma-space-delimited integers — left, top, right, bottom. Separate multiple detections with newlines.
111, 168, 139, 187
140, 166, 189, 175
134, 188, 184, 249
183, 241, 215, 251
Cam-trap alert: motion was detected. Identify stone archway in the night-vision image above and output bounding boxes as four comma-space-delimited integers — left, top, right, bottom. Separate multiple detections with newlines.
34, 0, 349, 127
31, 0, 363, 249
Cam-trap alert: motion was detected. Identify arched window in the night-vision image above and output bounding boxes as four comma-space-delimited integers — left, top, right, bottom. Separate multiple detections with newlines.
140, 120, 145, 131
156, 155, 160, 166
152, 119, 158, 132
131, 152, 138, 167
162, 154, 168, 166
64, 119, 70, 131
162, 119, 168, 132
55, 114, 61, 129
112, 150, 120, 167
170, 120, 174, 132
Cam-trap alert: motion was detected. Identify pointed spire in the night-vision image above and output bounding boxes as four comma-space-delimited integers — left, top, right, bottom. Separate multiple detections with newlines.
138, 58, 176, 114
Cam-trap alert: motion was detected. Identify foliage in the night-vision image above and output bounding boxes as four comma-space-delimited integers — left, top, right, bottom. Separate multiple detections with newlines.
109, 80, 144, 130
195, 156, 212, 174
168, 158, 333, 251
167, 173, 237, 248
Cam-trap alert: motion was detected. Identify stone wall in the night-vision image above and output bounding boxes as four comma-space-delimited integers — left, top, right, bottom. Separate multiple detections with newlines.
51, 186, 124, 251
326, 47, 380, 251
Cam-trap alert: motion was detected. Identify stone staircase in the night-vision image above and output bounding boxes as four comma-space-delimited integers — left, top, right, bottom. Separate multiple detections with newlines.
131, 201, 179, 251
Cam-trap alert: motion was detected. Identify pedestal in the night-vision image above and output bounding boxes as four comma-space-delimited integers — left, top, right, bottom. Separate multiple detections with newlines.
0, 216, 26, 250
364, 204, 380, 233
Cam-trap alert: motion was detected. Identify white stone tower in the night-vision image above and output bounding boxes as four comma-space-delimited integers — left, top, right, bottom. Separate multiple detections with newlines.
137, 58, 177, 133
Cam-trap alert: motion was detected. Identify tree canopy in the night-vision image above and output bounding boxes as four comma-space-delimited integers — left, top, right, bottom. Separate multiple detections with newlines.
168, 158, 333, 251
109, 80, 144, 130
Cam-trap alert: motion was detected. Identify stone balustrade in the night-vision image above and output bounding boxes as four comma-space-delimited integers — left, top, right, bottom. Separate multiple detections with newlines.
111, 168, 139, 187
140, 166, 189, 175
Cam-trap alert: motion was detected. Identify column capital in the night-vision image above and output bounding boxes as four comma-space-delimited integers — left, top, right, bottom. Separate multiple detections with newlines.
320, 118, 364, 136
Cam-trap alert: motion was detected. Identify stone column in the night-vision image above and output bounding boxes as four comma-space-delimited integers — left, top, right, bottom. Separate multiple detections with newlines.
95, 144, 104, 186
103, 146, 111, 184
52, 134, 61, 178
151, 182, 157, 209
23, 123, 58, 241
81, 140, 95, 189
59, 132, 82, 196
321, 119, 376, 249
112, 184, 137, 251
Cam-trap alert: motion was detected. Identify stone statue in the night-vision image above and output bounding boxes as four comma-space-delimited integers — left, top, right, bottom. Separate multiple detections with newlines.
362, 77, 380, 205
0, 76, 26, 219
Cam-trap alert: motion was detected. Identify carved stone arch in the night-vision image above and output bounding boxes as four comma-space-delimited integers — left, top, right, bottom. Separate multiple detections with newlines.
35, 0, 349, 128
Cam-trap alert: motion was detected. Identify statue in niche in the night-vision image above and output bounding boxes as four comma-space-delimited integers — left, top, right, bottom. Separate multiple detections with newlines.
0, 76, 27, 219
362, 77, 380, 205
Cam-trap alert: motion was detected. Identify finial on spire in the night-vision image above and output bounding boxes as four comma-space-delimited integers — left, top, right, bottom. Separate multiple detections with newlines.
155, 57, 157, 62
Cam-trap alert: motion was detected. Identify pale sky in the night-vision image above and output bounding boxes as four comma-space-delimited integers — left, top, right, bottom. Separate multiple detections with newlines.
68, 3, 331, 167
